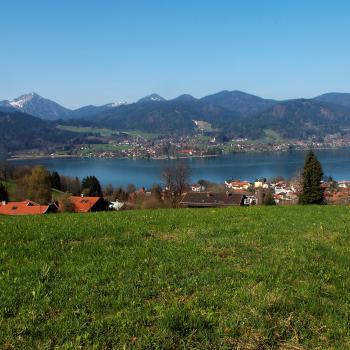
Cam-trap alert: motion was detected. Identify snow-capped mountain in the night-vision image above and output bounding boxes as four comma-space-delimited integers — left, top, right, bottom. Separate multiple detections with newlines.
0, 93, 129, 120
137, 94, 166, 103
0, 100, 17, 113
0, 93, 72, 120
9, 93, 36, 109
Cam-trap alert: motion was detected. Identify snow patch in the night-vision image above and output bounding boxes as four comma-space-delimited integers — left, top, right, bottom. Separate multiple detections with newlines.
9, 93, 35, 108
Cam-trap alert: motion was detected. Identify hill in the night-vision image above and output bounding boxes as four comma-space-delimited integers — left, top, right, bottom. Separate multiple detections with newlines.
237, 98, 350, 139
1, 206, 350, 348
200, 90, 277, 115
138, 93, 166, 103
314, 92, 350, 109
85, 99, 239, 135
0, 111, 82, 152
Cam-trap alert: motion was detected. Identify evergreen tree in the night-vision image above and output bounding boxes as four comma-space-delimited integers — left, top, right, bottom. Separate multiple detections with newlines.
299, 150, 324, 204
81, 176, 103, 197
50, 171, 61, 190
0, 182, 9, 202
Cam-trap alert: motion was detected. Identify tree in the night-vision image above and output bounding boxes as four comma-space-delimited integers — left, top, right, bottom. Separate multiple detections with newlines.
58, 194, 75, 213
126, 184, 136, 194
162, 163, 191, 206
299, 150, 324, 204
0, 182, 9, 202
0, 161, 11, 181
81, 176, 102, 197
150, 183, 163, 200
60, 176, 81, 195
103, 184, 114, 200
326, 176, 338, 192
198, 179, 210, 190
113, 187, 129, 201
25, 166, 52, 204
263, 190, 276, 205
50, 171, 61, 190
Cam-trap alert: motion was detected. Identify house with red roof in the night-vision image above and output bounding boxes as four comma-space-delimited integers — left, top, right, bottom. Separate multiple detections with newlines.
225, 180, 251, 190
68, 196, 108, 213
0, 200, 57, 216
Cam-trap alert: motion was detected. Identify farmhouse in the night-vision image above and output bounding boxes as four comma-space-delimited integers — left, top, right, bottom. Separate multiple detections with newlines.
68, 196, 108, 213
0, 200, 57, 216
180, 192, 246, 208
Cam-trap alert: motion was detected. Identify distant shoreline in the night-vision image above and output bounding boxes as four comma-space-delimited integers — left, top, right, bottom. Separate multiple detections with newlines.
8, 154, 77, 161
7, 145, 350, 162
8, 154, 220, 162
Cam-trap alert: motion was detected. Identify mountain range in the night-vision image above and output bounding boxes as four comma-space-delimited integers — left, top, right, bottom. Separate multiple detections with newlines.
1, 90, 350, 145
0, 93, 127, 121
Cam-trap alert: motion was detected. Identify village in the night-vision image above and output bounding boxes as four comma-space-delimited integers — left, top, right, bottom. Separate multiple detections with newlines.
12, 128, 350, 160
59, 134, 350, 160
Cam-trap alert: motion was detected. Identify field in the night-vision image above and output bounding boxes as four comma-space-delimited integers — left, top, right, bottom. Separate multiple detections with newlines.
2, 181, 65, 202
1, 206, 350, 349
56, 125, 118, 137
57, 125, 159, 140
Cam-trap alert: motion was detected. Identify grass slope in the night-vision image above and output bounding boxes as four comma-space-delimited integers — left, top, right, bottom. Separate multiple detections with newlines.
2, 180, 65, 202
1, 206, 350, 349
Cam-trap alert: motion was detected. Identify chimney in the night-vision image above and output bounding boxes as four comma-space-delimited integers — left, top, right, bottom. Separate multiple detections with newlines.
81, 193, 84, 197
1, 201, 7, 206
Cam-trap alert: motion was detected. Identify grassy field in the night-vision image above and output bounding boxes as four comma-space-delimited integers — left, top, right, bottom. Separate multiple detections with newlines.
56, 125, 118, 137
57, 125, 159, 140
123, 130, 159, 140
2, 181, 65, 202
1, 206, 350, 349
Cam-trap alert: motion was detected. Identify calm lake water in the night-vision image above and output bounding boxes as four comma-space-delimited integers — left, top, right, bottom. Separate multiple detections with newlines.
11, 149, 350, 188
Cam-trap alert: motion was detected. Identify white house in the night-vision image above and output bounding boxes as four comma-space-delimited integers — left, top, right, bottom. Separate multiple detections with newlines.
109, 200, 125, 211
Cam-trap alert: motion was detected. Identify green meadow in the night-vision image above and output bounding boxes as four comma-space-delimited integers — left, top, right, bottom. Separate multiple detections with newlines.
1, 206, 350, 349
57, 125, 159, 140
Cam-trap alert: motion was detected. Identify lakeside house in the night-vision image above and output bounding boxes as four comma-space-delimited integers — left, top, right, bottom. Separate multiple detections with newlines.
180, 192, 246, 208
225, 180, 251, 190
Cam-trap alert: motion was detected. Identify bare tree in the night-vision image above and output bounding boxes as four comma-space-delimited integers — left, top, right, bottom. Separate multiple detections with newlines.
126, 183, 136, 194
162, 163, 191, 206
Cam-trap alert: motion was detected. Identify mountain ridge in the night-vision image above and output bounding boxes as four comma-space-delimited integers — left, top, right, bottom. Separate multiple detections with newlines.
2, 91, 350, 140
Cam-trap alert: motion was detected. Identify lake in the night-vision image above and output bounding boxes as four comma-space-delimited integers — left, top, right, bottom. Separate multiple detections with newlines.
11, 149, 350, 188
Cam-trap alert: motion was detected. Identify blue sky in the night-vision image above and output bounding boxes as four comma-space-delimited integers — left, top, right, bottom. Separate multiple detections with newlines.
1, 0, 350, 108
